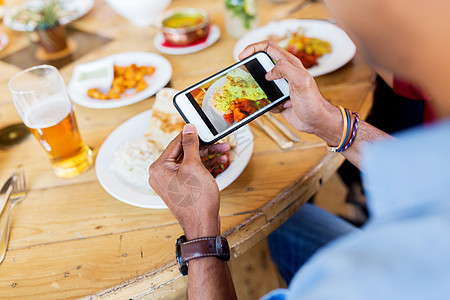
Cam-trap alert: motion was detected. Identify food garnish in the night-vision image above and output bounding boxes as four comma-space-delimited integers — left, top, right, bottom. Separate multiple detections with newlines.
87, 64, 156, 100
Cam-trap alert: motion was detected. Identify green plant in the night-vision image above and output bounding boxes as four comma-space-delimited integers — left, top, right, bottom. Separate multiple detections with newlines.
14, 0, 62, 31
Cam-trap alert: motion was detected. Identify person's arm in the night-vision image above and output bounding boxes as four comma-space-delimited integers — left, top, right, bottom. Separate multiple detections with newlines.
148, 124, 237, 300
239, 41, 394, 170
188, 257, 236, 298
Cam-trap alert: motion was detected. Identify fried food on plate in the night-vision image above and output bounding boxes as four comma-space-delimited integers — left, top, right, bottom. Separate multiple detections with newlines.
87, 64, 156, 100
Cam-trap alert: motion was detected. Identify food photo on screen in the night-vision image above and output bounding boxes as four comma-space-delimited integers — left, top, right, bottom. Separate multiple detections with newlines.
188, 65, 272, 132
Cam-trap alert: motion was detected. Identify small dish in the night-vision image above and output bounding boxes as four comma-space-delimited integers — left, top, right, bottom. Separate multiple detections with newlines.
70, 59, 114, 92
154, 23, 220, 55
157, 7, 209, 46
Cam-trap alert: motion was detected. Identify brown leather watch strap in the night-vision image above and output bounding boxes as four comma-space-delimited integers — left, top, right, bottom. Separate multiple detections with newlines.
180, 237, 217, 262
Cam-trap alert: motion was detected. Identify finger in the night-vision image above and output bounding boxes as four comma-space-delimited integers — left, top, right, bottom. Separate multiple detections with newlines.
283, 100, 292, 109
266, 59, 310, 89
270, 100, 288, 114
181, 124, 201, 164
239, 40, 285, 61
156, 133, 182, 162
239, 40, 304, 69
199, 142, 231, 159
202, 154, 229, 170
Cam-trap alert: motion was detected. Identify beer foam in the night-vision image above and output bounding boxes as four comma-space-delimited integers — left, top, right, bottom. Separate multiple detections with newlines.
25, 98, 72, 129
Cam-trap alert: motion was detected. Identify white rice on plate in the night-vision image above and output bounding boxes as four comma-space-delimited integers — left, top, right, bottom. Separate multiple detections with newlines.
110, 137, 161, 188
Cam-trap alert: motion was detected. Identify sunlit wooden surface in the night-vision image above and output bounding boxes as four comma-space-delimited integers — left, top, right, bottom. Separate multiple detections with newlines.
0, 0, 374, 298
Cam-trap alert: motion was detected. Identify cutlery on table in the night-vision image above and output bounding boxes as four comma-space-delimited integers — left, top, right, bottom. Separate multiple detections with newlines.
0, 174, 14, 217
0, 170, 27, 264
263, 113, 300, 142
254, 118, 294, 150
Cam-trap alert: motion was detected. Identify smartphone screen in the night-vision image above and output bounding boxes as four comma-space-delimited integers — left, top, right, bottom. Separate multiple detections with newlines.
174, 52, 289, 144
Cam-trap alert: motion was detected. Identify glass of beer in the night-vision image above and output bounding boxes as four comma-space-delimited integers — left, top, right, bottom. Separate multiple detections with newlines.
8, 65, 93, 178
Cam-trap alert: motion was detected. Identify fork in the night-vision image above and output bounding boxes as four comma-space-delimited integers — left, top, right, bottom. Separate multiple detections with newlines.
0, 170, 27, 264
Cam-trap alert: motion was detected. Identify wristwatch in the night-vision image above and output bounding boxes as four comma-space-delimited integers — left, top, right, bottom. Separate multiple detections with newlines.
175, 235, 230, 276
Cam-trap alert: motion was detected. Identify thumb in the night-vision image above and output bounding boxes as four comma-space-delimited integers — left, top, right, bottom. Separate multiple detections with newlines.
182, 124, 201, 163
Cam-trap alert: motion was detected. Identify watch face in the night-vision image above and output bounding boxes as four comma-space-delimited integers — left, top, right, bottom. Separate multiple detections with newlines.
176, 235, 188, 276
180, 263, 188, 276
216, 236, 231, 261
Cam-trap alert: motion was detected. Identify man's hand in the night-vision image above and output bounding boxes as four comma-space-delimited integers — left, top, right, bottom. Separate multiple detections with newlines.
239, 41, 343, 146
149, 124, 222, 240
200, 142, 230, 172
240, 40, 392, 169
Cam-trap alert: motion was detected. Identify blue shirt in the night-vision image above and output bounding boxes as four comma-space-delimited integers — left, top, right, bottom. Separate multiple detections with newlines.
262, 120, 450, 299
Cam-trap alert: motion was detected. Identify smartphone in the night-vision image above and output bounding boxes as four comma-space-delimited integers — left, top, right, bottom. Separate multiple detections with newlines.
173, 51, 290, 144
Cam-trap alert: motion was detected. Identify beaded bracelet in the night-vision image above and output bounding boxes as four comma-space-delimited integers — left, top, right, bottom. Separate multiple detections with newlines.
327, 106, 350, 152
337, 112, 359, 153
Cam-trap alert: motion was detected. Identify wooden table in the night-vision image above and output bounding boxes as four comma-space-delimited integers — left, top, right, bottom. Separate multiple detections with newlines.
0, 0, 374, 298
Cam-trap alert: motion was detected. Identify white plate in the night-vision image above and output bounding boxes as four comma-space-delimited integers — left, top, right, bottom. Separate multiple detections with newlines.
96, 109, 254, 209
3, 0, 94, 31
154, 23, 221, 55
0, 30, 8, 52
68, 52, 172, 109
233, 19, 356, 77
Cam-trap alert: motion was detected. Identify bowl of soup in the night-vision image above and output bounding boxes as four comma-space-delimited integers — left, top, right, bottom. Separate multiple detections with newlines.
158, 8, 210, 46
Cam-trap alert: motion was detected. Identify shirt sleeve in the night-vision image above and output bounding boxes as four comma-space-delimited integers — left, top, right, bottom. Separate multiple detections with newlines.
260, 288, 289, 300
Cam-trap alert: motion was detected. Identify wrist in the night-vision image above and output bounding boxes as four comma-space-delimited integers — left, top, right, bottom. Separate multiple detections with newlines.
312, 103, 343, 146
184, 216, 220, 240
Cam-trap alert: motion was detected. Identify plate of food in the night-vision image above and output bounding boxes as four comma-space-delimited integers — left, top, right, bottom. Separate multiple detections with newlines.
68, 52, 172, 109
96, 88, 254, 209
3, 0, 94, 31
233, 19, 356, 77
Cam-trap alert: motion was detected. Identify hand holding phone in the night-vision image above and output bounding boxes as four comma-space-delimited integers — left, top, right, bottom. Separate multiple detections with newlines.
239, 41, 338, 139
173, 52, 290, 144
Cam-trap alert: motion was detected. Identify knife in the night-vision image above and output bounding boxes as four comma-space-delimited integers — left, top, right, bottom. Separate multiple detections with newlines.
264, 113, 300, 142
0, 175, 14, 218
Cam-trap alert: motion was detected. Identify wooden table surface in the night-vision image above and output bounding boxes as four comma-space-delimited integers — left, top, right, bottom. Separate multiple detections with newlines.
0, 0, 374, 298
